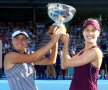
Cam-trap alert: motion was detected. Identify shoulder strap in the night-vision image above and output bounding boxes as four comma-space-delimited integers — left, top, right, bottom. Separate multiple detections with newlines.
11, 49, 21, 53
88, 46, 98, 50
78, 50, 84, 55
11, 49, 27, 54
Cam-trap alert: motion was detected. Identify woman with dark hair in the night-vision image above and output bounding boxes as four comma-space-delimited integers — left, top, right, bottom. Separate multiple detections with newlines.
4, 27, 62, 90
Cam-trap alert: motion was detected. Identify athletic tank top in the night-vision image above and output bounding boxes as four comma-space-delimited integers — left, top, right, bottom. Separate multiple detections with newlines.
4, 49, 38, 90
70, 46, 99, 90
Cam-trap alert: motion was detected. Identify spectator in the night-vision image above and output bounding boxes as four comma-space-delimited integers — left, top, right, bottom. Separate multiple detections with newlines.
100, 69, 107, 79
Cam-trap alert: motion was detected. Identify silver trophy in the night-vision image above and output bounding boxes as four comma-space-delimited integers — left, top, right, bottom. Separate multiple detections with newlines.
47, 3, 76, 26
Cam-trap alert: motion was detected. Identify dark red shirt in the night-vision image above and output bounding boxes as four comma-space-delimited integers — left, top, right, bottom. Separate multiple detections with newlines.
70, 46, 99, 90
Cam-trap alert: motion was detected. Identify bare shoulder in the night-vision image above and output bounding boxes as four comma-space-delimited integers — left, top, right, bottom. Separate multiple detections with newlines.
92, 47, 103, 58
4, 52, 17, 70
5, 52, 18, 60
91, 47, 103, 68
4, 52, 21, 65
84, 47, 103, 62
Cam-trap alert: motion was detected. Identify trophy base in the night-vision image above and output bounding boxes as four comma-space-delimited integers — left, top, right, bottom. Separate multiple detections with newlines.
48, 25, 66, 35
52, 23, 64, 27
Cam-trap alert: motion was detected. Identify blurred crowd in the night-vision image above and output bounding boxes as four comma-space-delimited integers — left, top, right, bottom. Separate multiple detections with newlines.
1, 19, 108, 80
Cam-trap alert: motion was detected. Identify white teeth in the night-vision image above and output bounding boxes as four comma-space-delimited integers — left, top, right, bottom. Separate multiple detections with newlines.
18, 45, 23, 46
87, 36, 92, 39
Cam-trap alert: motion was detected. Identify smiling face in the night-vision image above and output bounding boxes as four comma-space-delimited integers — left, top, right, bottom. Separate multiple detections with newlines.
83, 24, 100, 44
12, 34, 28, 52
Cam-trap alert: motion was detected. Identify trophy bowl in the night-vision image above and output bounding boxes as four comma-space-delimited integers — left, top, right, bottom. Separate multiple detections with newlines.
47, 3, 76, 35
48, 3, 76, 26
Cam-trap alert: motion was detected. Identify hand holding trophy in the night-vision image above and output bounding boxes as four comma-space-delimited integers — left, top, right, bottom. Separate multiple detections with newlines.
47, 3, 76, 35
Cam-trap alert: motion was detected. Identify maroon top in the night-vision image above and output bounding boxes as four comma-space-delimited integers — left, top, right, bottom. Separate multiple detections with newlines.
70, 46, 99, 90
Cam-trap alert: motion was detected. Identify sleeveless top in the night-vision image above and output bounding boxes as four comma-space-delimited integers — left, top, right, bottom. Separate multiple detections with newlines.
4, 49, 38, 90
70, 46, 99, 90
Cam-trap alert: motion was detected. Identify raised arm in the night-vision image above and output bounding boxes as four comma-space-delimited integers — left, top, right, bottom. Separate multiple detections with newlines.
34, 42, 58, 65
60, 34, 103, 69
60, 34, 71, 69
4, 27, 62, 64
